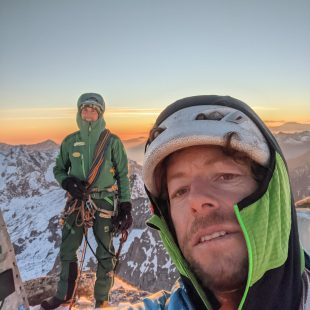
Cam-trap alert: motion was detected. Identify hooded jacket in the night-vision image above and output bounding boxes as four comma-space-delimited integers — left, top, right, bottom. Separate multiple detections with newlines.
139, 96, 309, 310
53, 106, 130, 203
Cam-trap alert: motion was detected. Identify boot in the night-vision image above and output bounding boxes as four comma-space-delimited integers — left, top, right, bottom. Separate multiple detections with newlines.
41, 262, 78, 309
40, 296, 67, 310
94, 300, 109, 309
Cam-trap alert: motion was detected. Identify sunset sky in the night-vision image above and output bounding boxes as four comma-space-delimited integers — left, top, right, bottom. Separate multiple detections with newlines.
1, 0, 309, 144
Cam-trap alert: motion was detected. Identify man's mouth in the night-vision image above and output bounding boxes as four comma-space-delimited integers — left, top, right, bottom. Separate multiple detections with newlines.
199, 231, 227, 243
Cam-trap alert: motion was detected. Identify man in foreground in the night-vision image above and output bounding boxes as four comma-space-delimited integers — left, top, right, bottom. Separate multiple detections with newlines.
133, 95, 309, 309
41, 93, 132, 310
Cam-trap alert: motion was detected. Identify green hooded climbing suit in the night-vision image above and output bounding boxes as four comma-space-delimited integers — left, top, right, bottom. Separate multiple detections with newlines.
53, 103, 130, 302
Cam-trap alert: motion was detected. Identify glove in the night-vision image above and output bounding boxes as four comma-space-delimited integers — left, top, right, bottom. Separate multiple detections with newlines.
61, 176, 88, 200
111, 202, 133, 234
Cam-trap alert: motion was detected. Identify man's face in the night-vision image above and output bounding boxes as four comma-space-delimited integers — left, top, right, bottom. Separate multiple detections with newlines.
166, 145, 258, 293
81, 106, 99, 122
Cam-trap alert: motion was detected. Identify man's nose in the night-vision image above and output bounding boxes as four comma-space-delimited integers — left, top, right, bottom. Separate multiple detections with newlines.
188, 179, 220, 213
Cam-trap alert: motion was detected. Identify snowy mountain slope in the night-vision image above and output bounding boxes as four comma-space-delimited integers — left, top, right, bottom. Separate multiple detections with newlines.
0, 143, 59, 202
0, 141, 178, 295
117, 228, 178, 292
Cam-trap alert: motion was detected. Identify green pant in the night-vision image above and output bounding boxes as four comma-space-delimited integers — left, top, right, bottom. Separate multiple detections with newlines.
56, 201, 115, 301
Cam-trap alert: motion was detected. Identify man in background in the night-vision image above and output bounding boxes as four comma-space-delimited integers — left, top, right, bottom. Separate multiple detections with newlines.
41, 93, 132, 310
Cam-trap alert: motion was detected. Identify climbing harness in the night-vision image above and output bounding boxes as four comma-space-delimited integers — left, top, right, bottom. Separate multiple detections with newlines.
60, 194, 115, 228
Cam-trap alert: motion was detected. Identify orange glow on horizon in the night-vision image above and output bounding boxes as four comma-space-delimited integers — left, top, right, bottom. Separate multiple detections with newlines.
1, 106, 309, 145
0, 106, 160, 145
0, 117, 152, 145
2, 119, 309, 145
0, 123, 150, 145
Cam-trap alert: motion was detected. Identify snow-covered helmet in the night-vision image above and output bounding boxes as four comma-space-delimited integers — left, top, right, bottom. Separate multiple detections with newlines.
143, 95, 271, 198
77, 93, 105, 114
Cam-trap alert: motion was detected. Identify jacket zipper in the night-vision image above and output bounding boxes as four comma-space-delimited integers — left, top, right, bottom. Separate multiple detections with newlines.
88, 123, 91, 175
234, 205, 252, 310
81, 154, 86, 179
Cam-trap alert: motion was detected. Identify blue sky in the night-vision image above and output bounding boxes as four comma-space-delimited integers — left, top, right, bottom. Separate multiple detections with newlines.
0, 0, 309, 143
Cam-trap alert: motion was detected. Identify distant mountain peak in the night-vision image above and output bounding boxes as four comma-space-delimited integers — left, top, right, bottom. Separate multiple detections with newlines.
39, 139, 57, 145
21, 140, 59, 151
269, 122, 310, 133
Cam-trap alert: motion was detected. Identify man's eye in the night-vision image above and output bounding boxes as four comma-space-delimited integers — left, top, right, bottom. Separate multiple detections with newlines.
171, 187, 189, 199
218, 173, 238, 181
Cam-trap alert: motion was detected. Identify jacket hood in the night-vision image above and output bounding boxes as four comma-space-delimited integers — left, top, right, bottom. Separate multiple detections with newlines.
145, 95, 304, 310
77, 92, 105, 115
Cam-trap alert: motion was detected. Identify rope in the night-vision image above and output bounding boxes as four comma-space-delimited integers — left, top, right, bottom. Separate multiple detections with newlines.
113, 230, 129, 274
85, 228, 128, 271
75, 199, 96, 228
84, 233, 113, 271
87, 130, 111, 186
116, 230, 128, 260
61, 196, 110, 229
